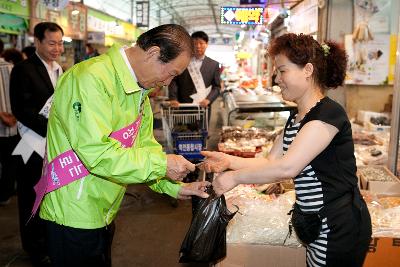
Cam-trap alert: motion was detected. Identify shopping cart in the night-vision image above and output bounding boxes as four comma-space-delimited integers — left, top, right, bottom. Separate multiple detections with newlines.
161, 103, 208, 161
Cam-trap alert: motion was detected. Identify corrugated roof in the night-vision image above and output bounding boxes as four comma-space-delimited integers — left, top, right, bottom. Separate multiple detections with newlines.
84, 0, 303, 38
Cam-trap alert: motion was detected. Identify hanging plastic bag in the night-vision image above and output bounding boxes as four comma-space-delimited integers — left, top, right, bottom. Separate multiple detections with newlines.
179, 186, 237, 263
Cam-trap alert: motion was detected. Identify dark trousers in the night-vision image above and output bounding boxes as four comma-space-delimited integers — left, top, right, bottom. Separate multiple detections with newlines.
0, 135, 19, 201
16, 152, 47, 262
46, 220, 115, 267
325, 199, 372, 267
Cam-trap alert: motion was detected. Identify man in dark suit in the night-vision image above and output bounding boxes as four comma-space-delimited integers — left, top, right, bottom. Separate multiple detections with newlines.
168, 31, 221, 109
10, 22, 64, 267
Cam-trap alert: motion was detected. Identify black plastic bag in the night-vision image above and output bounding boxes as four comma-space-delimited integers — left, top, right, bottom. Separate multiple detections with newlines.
179, 186, 237, 263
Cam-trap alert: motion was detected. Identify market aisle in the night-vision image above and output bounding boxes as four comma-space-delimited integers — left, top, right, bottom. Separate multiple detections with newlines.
207, 98, 224, 151
111, 185, 207, 267
152, 97, 223, 152
0, 185, 208, 267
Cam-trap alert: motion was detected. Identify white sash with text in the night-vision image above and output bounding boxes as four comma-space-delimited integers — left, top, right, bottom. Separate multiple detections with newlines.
12, 95, 53, 163
187, 60, 211, 103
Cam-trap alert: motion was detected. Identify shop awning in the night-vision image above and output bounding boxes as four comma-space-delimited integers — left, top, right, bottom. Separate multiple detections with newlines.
0, 13, 28, 34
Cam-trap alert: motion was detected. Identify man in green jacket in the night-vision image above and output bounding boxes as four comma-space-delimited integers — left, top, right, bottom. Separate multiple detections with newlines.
37, 24, 209, 266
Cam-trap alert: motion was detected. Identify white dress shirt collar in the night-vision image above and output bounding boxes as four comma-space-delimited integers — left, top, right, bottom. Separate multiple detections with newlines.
119, 46, 139, 84
35, 52, 63, 88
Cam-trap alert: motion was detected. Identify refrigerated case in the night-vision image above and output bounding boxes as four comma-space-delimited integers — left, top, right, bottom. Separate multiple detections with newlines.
222, 91, 297, 128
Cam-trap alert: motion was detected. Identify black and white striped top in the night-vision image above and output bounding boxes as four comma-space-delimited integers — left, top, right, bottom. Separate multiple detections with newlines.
283, 115, 324, 212
283, 114, 329, 266
282, 97, 369, 266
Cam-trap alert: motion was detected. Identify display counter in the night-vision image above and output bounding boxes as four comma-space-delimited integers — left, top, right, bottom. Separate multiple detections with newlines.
222, 91, 297, 126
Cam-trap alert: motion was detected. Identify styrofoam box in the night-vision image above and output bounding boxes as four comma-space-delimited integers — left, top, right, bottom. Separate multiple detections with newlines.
357, 110, 390, 125
366, 121, 391, 133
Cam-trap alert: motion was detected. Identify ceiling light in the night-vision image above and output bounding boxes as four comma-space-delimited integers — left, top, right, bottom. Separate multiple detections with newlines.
62, 36, 72, 42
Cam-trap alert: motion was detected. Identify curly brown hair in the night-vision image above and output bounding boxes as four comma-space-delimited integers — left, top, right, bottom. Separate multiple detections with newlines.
268, 33, 348, 89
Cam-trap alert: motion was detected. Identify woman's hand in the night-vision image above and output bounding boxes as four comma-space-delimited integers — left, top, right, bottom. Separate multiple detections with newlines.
212, 171, 238, 196
199, 151, 231, 173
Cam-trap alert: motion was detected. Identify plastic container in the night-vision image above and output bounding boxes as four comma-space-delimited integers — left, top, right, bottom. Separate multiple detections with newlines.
234, 94, 259, 102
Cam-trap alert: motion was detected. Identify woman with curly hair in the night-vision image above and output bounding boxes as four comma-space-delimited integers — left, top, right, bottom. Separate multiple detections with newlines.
201, 33, 372, 267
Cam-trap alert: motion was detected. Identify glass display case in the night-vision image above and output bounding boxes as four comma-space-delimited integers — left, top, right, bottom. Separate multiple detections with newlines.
222, 91, 297, 128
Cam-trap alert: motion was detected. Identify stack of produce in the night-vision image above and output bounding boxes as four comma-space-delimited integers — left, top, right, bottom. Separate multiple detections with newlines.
218, 126, 281, 157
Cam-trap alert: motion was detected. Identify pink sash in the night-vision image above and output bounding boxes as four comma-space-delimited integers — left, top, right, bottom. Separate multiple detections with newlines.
32, 116, 142, 216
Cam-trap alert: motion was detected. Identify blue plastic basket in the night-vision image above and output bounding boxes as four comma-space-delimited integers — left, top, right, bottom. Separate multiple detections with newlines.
172, 130, 208, 160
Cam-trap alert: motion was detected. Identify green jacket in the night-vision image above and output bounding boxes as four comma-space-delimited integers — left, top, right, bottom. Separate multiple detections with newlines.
40, 44, 181, 229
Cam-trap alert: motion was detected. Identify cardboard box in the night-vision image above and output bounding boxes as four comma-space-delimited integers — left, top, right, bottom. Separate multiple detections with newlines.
280, 180, 295, 193
214, 238, 400, 267
359, 166, 400, 195
356, 169, 363, 188
364, 237, 400, 267
214, 243, 306, 267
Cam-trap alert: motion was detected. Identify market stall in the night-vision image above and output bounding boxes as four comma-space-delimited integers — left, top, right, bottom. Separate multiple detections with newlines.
211, 1, 400, 266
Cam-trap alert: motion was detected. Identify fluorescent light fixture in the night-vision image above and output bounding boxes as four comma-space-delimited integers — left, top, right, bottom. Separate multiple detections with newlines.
62, 36, 73, 42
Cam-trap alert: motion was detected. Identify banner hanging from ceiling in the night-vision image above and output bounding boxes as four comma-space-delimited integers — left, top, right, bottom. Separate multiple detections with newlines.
221, 7, 264, 25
